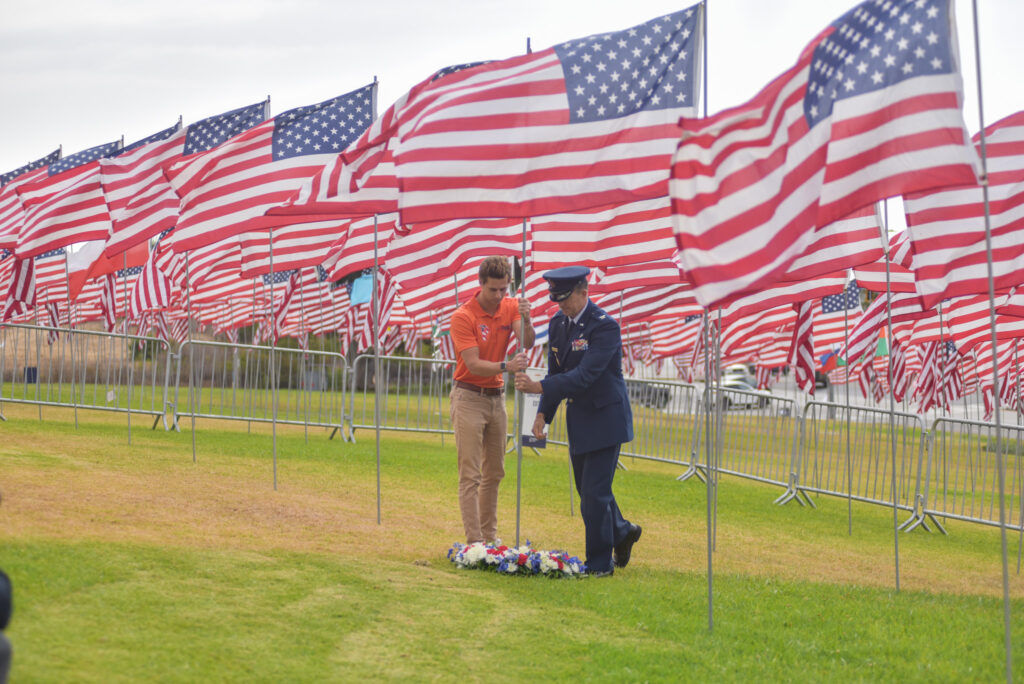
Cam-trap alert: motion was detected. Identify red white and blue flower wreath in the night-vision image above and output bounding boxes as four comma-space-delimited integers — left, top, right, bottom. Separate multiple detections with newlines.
448, 540, 586, 577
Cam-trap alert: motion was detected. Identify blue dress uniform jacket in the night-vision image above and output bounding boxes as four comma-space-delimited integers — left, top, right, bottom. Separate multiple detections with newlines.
537, 301, 633, 454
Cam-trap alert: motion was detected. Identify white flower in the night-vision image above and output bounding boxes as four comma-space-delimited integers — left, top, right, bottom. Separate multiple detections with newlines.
539, 553, 559, 574
463, 543, 487, 565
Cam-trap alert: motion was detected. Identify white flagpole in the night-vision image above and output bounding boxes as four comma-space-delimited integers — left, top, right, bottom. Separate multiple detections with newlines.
62, 250, 79, 429
514, 219, 527, 547
880, 200, 900, 590
269, 227, 278, 490
969, 2, 1013, 678
373, 213, 382, 525
185, 250, 197, 462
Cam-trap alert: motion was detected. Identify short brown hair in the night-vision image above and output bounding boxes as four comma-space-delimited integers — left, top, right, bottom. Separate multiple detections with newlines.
478, 256, 512, 283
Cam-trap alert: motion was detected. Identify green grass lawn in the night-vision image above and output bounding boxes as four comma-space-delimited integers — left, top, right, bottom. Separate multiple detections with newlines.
1, 405, 1023, 682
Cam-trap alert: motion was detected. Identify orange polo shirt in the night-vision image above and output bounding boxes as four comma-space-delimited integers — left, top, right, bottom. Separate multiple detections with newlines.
450, 293, 521, 388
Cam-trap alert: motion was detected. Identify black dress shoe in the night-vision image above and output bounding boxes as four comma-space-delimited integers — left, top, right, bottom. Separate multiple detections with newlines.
588, 567, 614, 577
613, 523, 642, 568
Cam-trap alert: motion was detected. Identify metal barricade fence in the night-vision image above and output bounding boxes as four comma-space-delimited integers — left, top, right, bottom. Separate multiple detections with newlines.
174, 341, 348, 434
793, 402, 926, 513
544, 378, 703, 468
0, 323, 168, 423
916, 418, 1024, 532
686, 386, 799, 490
348, 354, 455, 439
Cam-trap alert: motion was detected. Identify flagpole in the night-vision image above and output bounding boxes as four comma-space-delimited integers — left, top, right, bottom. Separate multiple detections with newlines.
269, 226, 278, 491
297, 267, 309, 444
373, 213, 382, 525
62, 250, 79, 429
702, 310, 713, 632
700, 0, 713, 633
514, 219, 527, 547
843, 282, 853, 535
122, 252, 132, 444
880, 200, 900, 591
185, 250, 197, 463
969, 2, 1013, 678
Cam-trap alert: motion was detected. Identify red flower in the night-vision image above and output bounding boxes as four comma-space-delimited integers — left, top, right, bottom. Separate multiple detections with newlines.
517, 553, 528, 566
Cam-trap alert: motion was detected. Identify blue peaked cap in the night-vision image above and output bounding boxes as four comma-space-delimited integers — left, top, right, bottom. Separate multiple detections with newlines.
543, 266, 590, 302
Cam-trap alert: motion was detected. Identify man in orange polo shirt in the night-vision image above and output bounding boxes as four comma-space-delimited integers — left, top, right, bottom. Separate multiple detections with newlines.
449, 256, 535, 544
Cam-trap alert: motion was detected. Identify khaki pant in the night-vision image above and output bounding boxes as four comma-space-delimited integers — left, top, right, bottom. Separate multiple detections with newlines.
450, 386, 507, 543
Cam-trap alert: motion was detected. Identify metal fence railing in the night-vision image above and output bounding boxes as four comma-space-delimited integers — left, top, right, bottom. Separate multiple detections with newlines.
9, 321, 1024, 538
913, 418, 1024, 533
791, 402, 927, 516
173, 341, 348, 435
347, 354, 455, 439
686, 387, 799, 492
0, 323, 168, 426
544, 378, 704, 469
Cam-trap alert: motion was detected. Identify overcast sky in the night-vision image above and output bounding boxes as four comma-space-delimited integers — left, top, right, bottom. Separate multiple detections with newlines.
1, 0, 1020, 175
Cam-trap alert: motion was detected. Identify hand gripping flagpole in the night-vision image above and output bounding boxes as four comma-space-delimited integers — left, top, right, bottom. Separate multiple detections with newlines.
969, 2, 1013, 679
514, 39, 532, 548
515, 218, 527, 548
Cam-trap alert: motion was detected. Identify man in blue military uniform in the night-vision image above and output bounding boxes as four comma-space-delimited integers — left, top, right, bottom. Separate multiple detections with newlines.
514, 266, 641, 576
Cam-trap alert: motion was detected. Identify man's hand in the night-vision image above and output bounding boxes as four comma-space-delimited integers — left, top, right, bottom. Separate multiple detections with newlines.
506, 352, 528, 373
518, 298, 531, 321
531, 413, 547, 440
514, 371, 543, 394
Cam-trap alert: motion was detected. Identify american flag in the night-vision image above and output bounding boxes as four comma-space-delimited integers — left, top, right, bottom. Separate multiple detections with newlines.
789, 300, 816, 394
939, 339, 963, 404
166, 84, 375, 253
530, 197, 677, 272
781, 204, 884, 283
945, 294, 1024, 353
671, 0, 979, 308
238, 217, 351, 278
813, 280, 862, 358
720, 305, 796, 358
103, 101, 268, 258
129, 230, 174, 318
852, 230, 918, 293
265, 142, 400, 221
16, 126, 180, 261
839, 290, 925, 366
718, 272, 847, 327
14, 140, 123, 257
0, 150, 61, 249
266, 270, 299, 343
169, 316, 190, 346
392, 5, 703, 224
913, 340, 941, 412
2, 252, 35, 321
44, 302, 61, 344
29, 247, 69, 304
889, 337, 909, 402
385, 217, 522, 291
323, 214, 397, 282
858, 362, 884, 403
904, 110, 1024, 309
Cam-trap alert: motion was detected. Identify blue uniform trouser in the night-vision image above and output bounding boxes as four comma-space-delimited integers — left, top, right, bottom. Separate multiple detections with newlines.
570, 443, 631, 573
